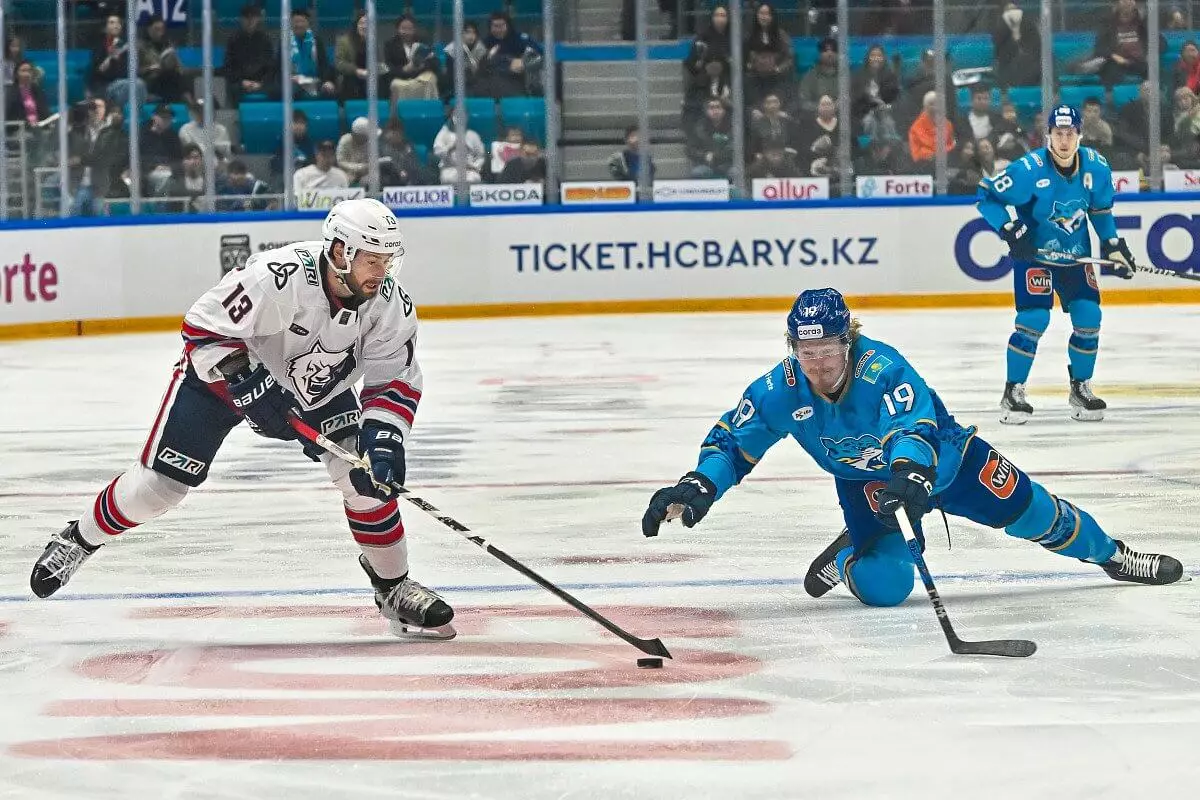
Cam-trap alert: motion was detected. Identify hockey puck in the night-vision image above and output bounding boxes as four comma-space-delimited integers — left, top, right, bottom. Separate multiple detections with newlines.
636, 657, 664, 669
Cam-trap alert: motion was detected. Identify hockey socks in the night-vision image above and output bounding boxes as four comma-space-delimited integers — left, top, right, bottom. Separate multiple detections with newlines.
1005, 482, 1117, 563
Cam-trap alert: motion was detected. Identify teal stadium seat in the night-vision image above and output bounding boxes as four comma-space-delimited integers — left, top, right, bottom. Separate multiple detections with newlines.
466, 97, 499, 141
140, 102, 190, 131
1006, 86, 1044, 117
394, 99, 447, 148
499, 96, 546, 144
1112, 83, 1141, 107
1060, 85, 1107, 109
239, 100, 340, 154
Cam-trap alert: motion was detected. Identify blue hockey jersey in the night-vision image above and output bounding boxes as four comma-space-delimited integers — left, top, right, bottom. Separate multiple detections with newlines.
694, 335, 976, 500
975, 146, 1118, 265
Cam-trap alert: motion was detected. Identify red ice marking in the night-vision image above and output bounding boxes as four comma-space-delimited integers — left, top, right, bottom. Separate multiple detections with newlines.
127, 604, 741, 639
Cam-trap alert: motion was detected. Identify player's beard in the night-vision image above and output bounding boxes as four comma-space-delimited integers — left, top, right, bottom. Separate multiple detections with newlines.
345, 271, 380, 302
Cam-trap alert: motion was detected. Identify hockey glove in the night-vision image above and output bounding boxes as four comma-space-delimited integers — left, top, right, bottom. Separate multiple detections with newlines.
1100, 237, 1136, 280
999, 221, 1036, 263
350, 421, 406, 501
875, 460, 936, 525
225, 363, 301, 441
642, 472, 717, 537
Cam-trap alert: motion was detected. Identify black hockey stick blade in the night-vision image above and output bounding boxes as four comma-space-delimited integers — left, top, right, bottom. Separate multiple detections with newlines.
949, 636, 1038, 658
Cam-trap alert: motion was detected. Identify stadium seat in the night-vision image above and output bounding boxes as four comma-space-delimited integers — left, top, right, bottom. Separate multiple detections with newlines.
499, 96, 546, 144
140, 102, 190, 131
395, 99, 447, 148
1006, 86, 1044, 117
1112, 83, 1141, 108
466, 97, 499, 141
239, 100, 339, 154
1060, 85, 1107, 109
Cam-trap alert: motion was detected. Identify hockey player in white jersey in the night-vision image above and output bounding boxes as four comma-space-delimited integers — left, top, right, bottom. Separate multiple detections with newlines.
30, 198, 455, 638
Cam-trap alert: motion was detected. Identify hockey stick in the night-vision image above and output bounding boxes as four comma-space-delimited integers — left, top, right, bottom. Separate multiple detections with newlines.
288, 416, 672, 659
893, 509, 1037, 658
1037, 249, 1200, 283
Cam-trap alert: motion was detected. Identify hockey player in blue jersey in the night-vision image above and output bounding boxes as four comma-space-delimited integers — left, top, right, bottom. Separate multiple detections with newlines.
641, 288, 1183, 610
976, 104, 1138, 424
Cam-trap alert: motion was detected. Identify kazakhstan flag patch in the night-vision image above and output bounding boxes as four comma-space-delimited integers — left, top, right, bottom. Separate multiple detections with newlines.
861, 354, 893, 384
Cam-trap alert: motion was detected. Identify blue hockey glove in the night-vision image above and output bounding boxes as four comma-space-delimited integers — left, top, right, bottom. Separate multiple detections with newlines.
1100, 238, 1136, 279
642, 472, 717, 537
350, 421, 406, 501
1000, 221, 1036, 263
875, 460, 936, 525
225, 362, 301, 441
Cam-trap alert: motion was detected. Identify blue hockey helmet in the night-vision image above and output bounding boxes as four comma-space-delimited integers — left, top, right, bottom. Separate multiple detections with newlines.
1048, 104, 1082, 132
786, 287, 851, 347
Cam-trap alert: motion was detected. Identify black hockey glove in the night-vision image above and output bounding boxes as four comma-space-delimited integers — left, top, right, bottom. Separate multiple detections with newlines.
642, 472, 717, 537
875, 460, 936, 525
350, 421, 406, 501
225, 362, 300, 441
999, 220, 1036, 263
1100, 237, 1136, 280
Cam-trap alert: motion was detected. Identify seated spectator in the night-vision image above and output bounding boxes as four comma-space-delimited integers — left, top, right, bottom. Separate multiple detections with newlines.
89, 15, 140, 106
433, 111, 485, 183
855, 132, 910, 177
908, 91, 956, 165
682, 6, 731, 130
687, 98, 734, 178
959, 85, 1003, 144
743, 3, 794, 110
798, 37, 840, 113
948, 140, 982, 194
336, 11, 370, 101
490, 127, 526, 180
795, 95, 841, 177
138, 14, 188, 103
224, 4, 276, 106
386, 15, 440, 103
271, 109, 316, 178
976, 137, 1009, 178
480, 12, 543, 99
162, 144, 206, 212
216, 159, 271, 211
68, 98, 129, 216
141, 104, 183, 195
5, 35, 43, 88
851, 44, 900, 132
1174, 40, 1200, 94
179, 99, 232, 162
995, 101, 1027, 160
750, 94, 797, 159
1093, 0, 1152, 89
294, 140, 349, 193
992, 2, 1041, 89
608, 125, 655, 182
379, 119, 431, 186
1027, 111, 1046, 150
443, 22, 488, 98
748, 136, 802, 179
287, 8, 336, 98
1171, 86, 1200, 165
499, 140, 547, 183
1081, 97, 1114, 149
337, 116, 377, 185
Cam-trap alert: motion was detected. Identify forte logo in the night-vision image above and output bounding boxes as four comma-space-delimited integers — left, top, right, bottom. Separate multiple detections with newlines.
2, 253, 58, 304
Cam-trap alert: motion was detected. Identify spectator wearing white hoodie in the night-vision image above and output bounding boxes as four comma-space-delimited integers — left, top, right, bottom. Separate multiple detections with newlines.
433, 111, 485, 183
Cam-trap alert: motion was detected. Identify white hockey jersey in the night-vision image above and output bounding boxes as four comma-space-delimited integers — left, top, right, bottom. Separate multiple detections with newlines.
181, 240, 422, 437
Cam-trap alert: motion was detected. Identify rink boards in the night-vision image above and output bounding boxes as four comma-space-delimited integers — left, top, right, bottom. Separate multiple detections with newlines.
3, 195, 1200, 338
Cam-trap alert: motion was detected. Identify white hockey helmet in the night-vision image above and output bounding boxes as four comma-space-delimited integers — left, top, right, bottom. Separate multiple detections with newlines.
321, 197, 405, 277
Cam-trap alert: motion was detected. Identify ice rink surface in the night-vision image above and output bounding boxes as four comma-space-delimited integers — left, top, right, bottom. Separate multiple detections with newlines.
1, 305, 1199, 800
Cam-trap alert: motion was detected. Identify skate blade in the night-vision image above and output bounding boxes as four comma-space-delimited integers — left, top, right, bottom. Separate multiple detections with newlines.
999, 410, 1031, 425
1069, 407, 1104, 422
388, 620, 457, 640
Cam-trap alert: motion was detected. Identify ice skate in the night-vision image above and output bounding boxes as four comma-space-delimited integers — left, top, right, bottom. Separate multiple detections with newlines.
804, 529, 850, 597
1068, 368, 1106, 422
30, 521, 100, 599
999, 381, 1033, 425
359, 555, 456, 640
1100, 540, 1186, 586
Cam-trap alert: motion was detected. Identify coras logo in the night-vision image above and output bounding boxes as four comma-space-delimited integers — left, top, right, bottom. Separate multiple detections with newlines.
978, 449, 1018, 499
1, 253, 58, 304
1026, 268, 1052, 295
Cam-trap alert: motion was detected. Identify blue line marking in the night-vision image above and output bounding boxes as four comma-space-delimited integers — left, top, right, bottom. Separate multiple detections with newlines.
2, 568, 1193, 604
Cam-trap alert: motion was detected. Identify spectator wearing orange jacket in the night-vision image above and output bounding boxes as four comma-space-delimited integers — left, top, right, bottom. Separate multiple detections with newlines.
908, 90, 955, 165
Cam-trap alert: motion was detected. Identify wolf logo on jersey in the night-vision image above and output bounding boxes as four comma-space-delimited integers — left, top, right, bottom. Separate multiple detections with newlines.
820, 435, 887, 471
1049, 200, 1087, 236
287, 340, 358, 405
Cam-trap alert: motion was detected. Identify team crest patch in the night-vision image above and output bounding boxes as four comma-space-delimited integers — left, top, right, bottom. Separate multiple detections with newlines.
820, 434, 886, 471
978, 449, 1018, 499
863, 480, 889, 514
286, 340, 358, 406
860, 354, 892, 385
1049, 200, 1088, 236
782, 358, 796, 387
1085, 264, 1098, 289
1026, 268, 1052, 295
